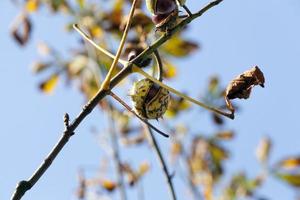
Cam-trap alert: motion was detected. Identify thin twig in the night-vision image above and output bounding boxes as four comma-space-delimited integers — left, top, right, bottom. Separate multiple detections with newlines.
11, 1, 223, 199
144, 125, 177, 200
107, 103, 127, 200
100, 0, 138, 90
182, 4, 193, 16
153, 50, 163, 81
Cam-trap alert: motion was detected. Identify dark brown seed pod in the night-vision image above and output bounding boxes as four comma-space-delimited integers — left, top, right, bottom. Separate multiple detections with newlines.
152, 8, 178, 32
130, 78, 170, 119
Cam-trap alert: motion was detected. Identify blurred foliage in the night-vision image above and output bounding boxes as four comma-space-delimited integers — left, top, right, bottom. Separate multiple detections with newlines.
10, 0, 300, 199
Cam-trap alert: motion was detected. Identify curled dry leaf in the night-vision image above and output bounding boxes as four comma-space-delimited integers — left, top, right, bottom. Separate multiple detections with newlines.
225, 66, 265, 112
10, 14, 32, 46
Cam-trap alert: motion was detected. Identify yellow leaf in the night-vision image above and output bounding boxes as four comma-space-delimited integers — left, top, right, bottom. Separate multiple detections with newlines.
215, 131, 234, 140
162, 36, 198, 57
91, 26, 103, 38
77, 0, 85, 8
26, 0, 39, 13
210, 143, 228, 161
39, 74, 59, 94
279, 157, 300, 170
101, 179, 117, 192
171, 142, 182, 155
276, 173, 300, 187
138, 162, 150, 176
163, 61, 177, 79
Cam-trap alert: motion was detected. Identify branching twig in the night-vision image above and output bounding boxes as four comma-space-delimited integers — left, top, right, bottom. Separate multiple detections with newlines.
100, 0, 138, 90
11, 1, 224, 199
144, 125, 177, 200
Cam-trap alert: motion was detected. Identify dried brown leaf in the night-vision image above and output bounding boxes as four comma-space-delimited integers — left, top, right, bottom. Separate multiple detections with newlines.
11, 14, 32, 46
225, 66, 265, 112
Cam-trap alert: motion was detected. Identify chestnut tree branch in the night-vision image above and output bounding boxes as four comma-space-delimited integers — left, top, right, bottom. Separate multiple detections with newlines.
144, 124, 177, 200
10, 1, 224, 199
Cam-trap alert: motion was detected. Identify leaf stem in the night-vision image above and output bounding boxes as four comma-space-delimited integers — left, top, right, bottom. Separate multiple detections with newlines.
100, 0, 138, 90
73, 24, 128, 66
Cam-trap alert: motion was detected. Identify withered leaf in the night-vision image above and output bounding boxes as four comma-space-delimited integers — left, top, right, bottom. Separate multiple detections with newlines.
226, 66, 265, 100
11, 14, 32, 46
225, 66, 265, 112
162, 35, 198, 57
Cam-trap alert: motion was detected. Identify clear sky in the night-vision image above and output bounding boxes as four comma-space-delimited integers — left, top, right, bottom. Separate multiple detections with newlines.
1, 0, 300, 200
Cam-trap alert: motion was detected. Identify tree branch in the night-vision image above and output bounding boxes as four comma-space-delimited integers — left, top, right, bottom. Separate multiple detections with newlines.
144, 125, 177, 200
11, 1, 224, 199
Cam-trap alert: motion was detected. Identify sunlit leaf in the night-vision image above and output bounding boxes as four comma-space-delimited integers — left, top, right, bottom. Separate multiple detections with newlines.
90, 25, 103, 38
278, 157, 300, 170
39, 74, 59, 94
208, 76, 220, 96
26, 0, 39, 13
101, 179, 117, 192
162, 36, 198, 57
276, 173, 300, 187
255, 136, 272, 164
11, 14, 32, 46
163, 61, 177, 79
210, 143, 228, 162
138, 161, 150, 176
165, 96, 190, 118
68, 55, 88, 76
170, 141, 182, 158
215, 131, 234, 140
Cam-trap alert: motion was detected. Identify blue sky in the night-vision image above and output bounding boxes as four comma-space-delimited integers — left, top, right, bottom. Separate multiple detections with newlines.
1, 0, 300, 199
